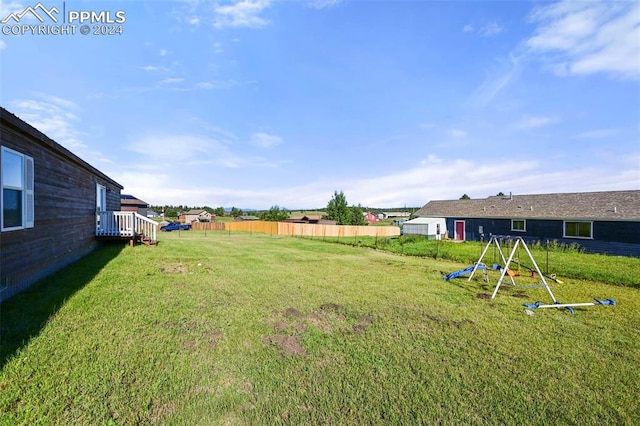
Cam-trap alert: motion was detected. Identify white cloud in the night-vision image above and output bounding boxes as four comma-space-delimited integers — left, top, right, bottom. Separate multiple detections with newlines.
160, 77, 185, 84
450, 128, 468, 138
463, 21, 503, 36
250, 132, 283, 148
9, 95, 114, 166
479, 21, 504, 36
213, 0, 271, 29
11, 97, 87, 150
139, 65, 165, 72
468, 53, 522, 107
573, 128, 621, 139
514, 115, 558, 129
308, 0, 343, 10
526, 1, 640, 79
159, 49, 170, 56
110, 150, 639, 209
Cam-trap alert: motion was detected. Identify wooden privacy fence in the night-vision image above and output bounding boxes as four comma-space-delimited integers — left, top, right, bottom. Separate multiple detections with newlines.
223, 220, 400, 238
190, 222, 226, 231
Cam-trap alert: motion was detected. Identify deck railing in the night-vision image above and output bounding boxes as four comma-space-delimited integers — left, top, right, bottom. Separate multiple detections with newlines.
96, 211, 157, 242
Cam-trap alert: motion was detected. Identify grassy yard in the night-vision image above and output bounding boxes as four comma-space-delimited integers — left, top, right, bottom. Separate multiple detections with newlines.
1, 231, 639, 425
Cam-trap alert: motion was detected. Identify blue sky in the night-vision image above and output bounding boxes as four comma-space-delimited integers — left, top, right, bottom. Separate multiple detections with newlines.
1, 0, 639, 209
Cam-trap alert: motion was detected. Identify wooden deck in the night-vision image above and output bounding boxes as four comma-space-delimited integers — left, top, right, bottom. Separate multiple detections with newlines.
96, 211, 158, 246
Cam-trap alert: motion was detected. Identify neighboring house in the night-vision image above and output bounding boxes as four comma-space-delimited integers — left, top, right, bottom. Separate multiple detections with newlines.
413, 191, 640, 256
283, 215, 337, 225
182, 209, 213, 223
120, 194, 149, 216
234, 215, 260, 221
364, 212, 379, 224
381, 211, 411, 219
147, 211, 159, 218
1, 107, 146, 302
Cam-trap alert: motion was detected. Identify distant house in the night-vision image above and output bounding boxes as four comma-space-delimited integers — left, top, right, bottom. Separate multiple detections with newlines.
181, 209, 213, 223
234, 215, 260, 222
283, 215, 336, 225
381, 211, 411, 219
413, 190, 640, 256
120, 194, 149, 216
1, 107, 157, 302
147, 211, 159, 218
364, 212, 379, 224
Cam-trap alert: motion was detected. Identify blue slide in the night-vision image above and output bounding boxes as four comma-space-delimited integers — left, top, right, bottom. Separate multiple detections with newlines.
442, 264, 487, 281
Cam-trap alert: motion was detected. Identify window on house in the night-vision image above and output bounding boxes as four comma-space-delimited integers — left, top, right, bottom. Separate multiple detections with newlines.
564, 221, 592, 239
511, 219, 526, 232
1, 146, 34, 231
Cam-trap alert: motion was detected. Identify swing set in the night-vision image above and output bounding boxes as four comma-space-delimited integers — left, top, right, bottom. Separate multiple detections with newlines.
467, 235, 616, 313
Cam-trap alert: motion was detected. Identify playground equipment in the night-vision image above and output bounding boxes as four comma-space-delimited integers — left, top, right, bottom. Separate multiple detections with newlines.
467, 235, 616, 314
442, 263, 487, 281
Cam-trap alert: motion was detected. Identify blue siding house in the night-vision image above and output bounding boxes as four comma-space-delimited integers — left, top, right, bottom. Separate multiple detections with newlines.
413, 191, 640, 257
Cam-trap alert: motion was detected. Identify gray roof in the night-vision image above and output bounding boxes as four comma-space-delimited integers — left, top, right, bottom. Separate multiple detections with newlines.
184, 209, 209, 215
414, 190, 640, 221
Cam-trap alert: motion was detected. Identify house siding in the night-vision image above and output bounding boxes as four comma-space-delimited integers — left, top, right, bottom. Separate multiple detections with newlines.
419, 191, 640, 257
446, 218, 640, 257
1, 109, 122, 302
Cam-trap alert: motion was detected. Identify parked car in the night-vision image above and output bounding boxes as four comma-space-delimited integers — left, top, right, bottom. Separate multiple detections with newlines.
160, 221, 191, 232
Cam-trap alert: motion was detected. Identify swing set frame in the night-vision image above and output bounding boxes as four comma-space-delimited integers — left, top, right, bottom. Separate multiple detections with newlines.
468, 235, 556, 301
468, 235, 615, 312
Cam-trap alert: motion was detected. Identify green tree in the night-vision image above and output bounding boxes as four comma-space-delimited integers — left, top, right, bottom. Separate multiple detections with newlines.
230, 207, 243, 217
496, 192, 505, 196
214, 207, 225, 216
459, 194, 470, 200
349, 205, 367, 226
261, 205, 289, 222
324, 191, 352, 225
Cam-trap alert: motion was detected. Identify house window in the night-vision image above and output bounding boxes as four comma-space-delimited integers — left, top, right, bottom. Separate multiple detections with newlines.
564, 221, 592, 239
1, 146, 34, 231
511, 219, 526, 232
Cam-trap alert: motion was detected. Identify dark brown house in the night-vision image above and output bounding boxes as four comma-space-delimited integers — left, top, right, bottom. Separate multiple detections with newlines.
121, 194, 149, 216
414, 190, 640, 256
283, 215, 337, 225
0, 108, 150, 301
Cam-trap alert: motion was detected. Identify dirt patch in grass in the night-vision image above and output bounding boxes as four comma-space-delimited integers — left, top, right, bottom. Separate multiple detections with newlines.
353, 314, 374, 334
160, 263, 188, 274
476, 293, 492, 299
208, 330, 223, 348
149, 400, 176, 423
424, 313, 475, 328
511, 291, 529, 299
263, 335, 306, 356
159, 261, 213, 274
264, 304, 375, 356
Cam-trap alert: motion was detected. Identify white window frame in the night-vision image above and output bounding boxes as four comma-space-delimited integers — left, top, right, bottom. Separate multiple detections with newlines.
1, 146, 34, 231
511, 219, 526, 232
563, 221, 593, 239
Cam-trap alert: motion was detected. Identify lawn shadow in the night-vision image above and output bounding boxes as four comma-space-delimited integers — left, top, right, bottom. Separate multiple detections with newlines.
0, 242, 125, 369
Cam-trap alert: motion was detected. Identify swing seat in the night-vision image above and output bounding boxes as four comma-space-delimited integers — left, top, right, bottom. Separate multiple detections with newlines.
506, 269, 519, 277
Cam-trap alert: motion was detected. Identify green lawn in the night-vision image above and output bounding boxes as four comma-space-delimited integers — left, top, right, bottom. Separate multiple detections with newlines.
1, 231, 639, 425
